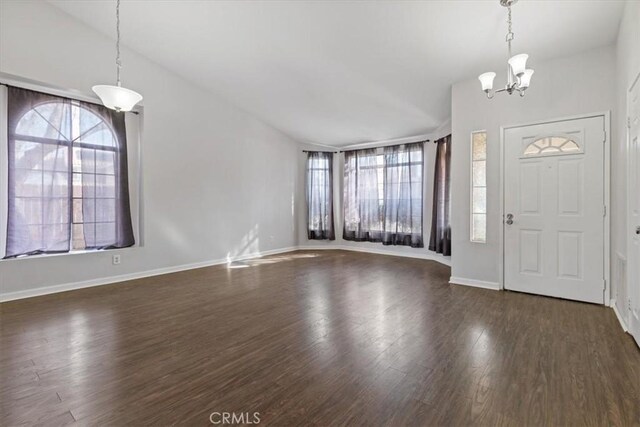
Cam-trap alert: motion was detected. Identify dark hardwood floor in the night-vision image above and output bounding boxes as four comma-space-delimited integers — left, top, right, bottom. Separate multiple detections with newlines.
1, 250, 639, 426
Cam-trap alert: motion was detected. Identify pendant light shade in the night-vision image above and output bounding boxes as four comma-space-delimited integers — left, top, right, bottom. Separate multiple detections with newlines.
92, 85, 143, 112
508, 54, 529, 77
93, 0, 142, 112
478, 72, 497, 92
519, 69, 534, 89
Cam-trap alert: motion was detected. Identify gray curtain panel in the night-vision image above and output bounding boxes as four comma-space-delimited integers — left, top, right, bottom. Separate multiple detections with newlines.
6, 87, 72, 257
343, 148, 383, 242
77, 101, 134, 250
4, 86, 134, 258
429, 135, 452, 255
381, 142, 424, 247
306, 151, 335, 240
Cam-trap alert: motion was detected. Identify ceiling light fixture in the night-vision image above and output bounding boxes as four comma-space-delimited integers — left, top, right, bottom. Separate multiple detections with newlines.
478, 0, 534, 99
92, 0, 143, 112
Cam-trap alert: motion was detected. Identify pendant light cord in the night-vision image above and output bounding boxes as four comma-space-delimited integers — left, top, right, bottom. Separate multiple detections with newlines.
506, 5, 513, 58
115, 0, 122, 87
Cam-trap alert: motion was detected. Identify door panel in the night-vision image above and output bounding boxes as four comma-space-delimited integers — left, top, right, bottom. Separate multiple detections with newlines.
504, 116, 605, 304
557, 159, 583, 215
558, 231, 582, 279
519, 229, 542, 275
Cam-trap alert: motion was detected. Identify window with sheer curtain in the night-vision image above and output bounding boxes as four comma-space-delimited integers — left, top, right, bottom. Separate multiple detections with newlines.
3, 86, 135, 258
305, 151, 335, 240
343, 142, 424, 247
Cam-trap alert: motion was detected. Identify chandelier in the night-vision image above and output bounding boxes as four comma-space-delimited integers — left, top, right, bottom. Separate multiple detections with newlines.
478, 0, 534, 98
92, 0, 143, 112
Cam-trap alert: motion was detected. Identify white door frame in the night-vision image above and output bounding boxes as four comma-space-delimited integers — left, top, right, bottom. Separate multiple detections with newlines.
627, 71, 640, 332
499, 111, 611, 304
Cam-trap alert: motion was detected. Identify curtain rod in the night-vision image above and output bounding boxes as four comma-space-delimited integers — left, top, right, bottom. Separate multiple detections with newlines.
433, 134, 451, 143
339, 139, 430, 153
0, 82, 140, 115
302, 150, 338, 153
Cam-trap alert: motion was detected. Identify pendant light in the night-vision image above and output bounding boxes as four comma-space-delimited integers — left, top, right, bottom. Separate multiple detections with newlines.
478, 0, 534, 98
92, 0, 143, 112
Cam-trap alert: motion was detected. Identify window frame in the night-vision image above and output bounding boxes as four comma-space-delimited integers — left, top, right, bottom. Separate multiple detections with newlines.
0, 77, 143, 260
342, 144, 424, 236
470, 130, 487, 243
305, 152, 333, 238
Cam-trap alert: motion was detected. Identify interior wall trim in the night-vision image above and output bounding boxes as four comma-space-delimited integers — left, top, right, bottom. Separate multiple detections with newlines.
449, 276, 501, 290
0, 246, 299, 302
610, 298, 630, 332
1, 244, 452, 302
300, 244, 452, 266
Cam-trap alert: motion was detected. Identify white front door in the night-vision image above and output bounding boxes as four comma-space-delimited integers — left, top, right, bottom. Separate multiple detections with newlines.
504, 116, 606, 304
628, 75, 640, 346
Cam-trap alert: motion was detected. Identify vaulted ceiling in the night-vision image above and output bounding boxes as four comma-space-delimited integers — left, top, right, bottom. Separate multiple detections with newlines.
49, 0, 624, 146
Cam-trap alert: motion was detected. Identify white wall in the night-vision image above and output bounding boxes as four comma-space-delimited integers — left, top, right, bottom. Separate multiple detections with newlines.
614, 0, 640, 318
450, 45, 617, 288
0, 1, 300, 298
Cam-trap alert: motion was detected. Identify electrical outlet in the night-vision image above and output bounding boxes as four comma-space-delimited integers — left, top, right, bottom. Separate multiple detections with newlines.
112, 254, 121, 265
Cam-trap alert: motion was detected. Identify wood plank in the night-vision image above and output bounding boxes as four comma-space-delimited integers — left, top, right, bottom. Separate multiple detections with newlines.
1, 250, 638, 425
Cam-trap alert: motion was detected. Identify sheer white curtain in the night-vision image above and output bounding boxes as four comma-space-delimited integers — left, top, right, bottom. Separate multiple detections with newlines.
6, 88, 72, 257
306, 151, 334, 240
343, 148, 382, 242
382, 142, 424, 247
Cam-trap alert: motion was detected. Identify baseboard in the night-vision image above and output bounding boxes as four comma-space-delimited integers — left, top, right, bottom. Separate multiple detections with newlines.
610, 299, 629, 332
449, 276, 501, 290
298, 244, 452, 266
0, 246, 298, 302
2, 244, 451, 303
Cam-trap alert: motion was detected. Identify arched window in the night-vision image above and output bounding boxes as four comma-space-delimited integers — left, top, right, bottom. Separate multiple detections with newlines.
5, 86, 134, 258
523, 136, 581, 156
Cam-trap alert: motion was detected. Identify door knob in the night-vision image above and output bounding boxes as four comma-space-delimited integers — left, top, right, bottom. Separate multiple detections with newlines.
636, 226, 640, 235
506, 213, 514, 225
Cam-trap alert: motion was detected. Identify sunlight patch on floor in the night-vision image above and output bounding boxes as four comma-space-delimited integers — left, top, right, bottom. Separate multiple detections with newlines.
227, 253, 319, 269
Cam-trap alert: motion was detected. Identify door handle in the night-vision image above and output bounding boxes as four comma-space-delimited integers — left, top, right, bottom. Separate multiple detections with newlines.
636, 226, 640, 235
506, 213, 514, 225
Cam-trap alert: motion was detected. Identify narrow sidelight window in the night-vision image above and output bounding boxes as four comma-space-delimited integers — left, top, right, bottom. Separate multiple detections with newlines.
306, 151, 335, 240
4, 86, 135, 258
471, 131, 487, 243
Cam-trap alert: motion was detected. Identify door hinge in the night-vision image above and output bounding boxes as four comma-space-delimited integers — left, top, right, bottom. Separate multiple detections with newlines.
603, 130, 607, 143
603, 279, 607, 291
603, 205, 607, 217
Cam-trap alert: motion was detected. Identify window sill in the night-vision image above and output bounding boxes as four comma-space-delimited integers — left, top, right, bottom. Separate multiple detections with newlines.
0, 246, 138, 262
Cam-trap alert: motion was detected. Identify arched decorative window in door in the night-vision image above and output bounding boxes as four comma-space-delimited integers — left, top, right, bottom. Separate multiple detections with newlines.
523, 136, 581, 156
